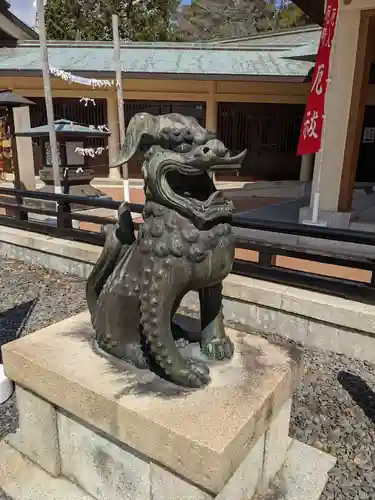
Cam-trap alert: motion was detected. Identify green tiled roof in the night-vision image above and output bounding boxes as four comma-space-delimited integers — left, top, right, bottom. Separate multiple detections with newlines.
281, 42, 318, 62
207, 25, 321, 48
0, 38, 314, 80
15, 119, 110, 137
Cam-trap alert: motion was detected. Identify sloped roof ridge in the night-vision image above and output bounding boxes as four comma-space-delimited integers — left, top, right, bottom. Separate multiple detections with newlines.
204, 24, 321, 45
0, 1, 38, 40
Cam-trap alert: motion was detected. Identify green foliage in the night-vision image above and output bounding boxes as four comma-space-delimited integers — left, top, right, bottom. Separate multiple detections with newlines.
176, 0, 313, 41
175, 0, 272, 40
45, 0, 181, 41
273, 0, 311, 29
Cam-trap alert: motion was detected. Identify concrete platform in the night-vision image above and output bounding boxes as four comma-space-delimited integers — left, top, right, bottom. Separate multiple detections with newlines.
278, 440, 336, 500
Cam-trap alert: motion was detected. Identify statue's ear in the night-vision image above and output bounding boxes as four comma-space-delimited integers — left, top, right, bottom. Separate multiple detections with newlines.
109, 113, 157, 168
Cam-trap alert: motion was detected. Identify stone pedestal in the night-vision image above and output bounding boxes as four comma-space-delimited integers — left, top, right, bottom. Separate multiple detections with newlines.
0, 312, 335, 500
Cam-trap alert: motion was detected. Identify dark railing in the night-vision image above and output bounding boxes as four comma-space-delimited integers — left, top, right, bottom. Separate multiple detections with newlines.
1, 187, 375, 304
0, 187, 142, 246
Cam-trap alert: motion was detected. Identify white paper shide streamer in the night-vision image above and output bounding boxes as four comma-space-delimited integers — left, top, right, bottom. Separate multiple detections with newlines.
80, 97, 96, 107
75, 145, 109, 157
50, 66, 115, 89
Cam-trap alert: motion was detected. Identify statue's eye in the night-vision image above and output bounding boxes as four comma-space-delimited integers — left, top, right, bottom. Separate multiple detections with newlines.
176, 143, 193, 153
159, 127, 170, 138
181, 129, 193, 143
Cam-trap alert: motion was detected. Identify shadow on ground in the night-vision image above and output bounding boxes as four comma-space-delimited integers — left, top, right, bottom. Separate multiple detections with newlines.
0, 298, 38, 363
337, 370, 375, 425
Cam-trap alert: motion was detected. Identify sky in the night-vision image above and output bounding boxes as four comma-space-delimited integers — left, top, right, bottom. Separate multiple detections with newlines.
8, 0, 36, 27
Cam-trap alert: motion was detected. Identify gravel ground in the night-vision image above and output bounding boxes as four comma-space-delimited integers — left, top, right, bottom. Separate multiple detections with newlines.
1, 257, 375, 500
289, 343, 375, 500
0, 258, 87, 441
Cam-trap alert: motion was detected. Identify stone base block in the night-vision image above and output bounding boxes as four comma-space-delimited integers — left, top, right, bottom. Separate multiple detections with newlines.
0, 439, 336, 500
0, 442, 93, 500
6, 386, 60, 476
0, 311, 308, 500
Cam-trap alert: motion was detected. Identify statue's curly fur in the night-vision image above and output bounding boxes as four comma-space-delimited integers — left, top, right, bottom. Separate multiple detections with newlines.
86, 112, 246, 388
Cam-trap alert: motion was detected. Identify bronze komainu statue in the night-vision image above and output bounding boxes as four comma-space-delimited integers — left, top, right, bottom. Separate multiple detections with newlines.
86, 113, 246, 388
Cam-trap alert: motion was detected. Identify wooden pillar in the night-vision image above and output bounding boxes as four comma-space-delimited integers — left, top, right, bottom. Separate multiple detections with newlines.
205, 81, 217, 133
206, 81, 218, 181
106, 93, 122, 180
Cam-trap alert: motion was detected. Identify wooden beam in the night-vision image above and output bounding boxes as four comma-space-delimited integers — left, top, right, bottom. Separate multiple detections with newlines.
338, 13, 375, 211
215, 93, 306, 104
292, 0, 324, 26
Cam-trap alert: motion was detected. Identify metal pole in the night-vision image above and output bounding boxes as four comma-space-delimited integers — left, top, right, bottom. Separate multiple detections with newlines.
36, 0, 61, 195
112, 14, 130, 203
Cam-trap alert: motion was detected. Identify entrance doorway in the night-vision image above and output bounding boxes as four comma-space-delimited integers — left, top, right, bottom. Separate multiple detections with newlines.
357, 105, 375, 182
216, 102, 304, 181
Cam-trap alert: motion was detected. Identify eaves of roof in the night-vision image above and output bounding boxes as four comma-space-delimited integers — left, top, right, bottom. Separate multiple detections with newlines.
293, 0, 324, 26
205, 25, 321, 48
281, 42, 318, 62
1, 7, 38, 40
0, 0, 10, 12
0, 40, 314, 81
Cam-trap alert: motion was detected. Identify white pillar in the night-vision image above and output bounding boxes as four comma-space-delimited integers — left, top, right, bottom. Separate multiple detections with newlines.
106, 94, 122, 181
315, 9, 369, 213
13, 106, 36, 190
299, 154, 314, 182
310, 151, 321, 206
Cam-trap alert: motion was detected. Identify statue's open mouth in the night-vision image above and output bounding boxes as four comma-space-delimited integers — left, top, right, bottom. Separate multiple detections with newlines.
156, 152, 245, 224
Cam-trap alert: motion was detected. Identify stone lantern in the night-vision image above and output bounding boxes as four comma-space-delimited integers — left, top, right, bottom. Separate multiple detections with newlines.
15, 118, 110, 199
0, 89, 35, 190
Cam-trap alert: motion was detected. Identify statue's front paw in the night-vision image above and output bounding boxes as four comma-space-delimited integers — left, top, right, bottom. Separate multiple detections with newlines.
183, 358, 211, 388
201, 335, 234, 361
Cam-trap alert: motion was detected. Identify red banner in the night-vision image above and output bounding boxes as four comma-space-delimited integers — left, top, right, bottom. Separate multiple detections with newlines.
297, 0, 339, 156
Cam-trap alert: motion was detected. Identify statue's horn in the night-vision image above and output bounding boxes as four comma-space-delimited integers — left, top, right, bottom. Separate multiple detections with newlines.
109, 113, 157, 168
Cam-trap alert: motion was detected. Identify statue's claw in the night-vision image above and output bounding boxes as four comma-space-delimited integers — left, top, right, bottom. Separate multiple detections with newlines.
184, 358, 211, 388
96, 339, 149, 369
201, 335, 234, 361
